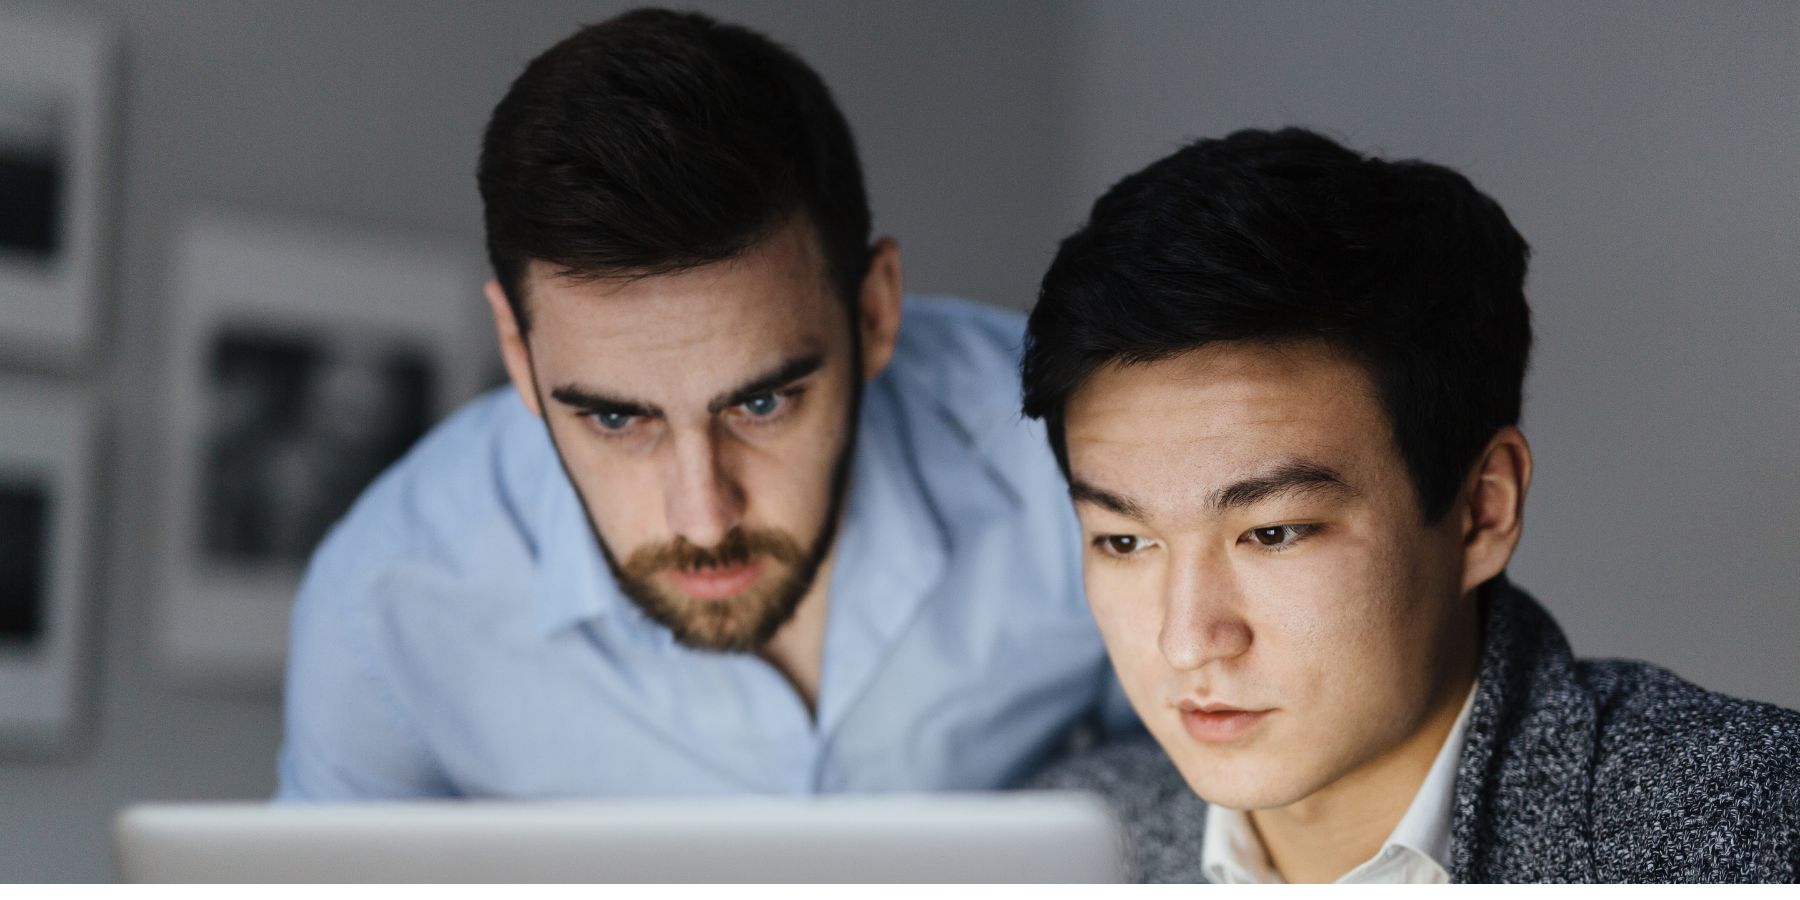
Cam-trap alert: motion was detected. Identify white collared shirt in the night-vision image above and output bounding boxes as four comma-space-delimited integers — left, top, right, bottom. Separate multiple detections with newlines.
1201, 683, 1479, 884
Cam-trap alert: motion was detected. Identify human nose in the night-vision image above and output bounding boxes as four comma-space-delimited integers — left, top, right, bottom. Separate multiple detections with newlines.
660, 428, 745, 548
1158, 548, 1253, 671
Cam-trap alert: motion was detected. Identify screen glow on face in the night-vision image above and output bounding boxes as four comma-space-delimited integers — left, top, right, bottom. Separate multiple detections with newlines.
1063, 339, 1470, 813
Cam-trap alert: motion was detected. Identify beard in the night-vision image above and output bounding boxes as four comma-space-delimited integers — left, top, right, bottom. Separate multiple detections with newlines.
548, 368, 861, 654
596, 483, 845, 652
536, 311, 866, 653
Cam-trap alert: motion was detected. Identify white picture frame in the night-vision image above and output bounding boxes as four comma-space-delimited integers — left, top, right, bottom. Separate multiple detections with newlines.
154, 210, 492, 694
0, 376, 97, 753
0, 7, 116, 365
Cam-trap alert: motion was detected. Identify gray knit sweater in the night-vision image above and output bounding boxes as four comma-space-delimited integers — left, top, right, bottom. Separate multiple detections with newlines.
1029, 580, 1800, 882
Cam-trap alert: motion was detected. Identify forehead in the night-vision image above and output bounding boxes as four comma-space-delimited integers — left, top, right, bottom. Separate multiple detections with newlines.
522, 222, 845, 397
1064, 341, 1397, 513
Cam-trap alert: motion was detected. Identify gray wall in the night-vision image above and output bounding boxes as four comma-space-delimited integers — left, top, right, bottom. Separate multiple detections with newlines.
1, 0, 1795, 882
1056, 0, 1800, 711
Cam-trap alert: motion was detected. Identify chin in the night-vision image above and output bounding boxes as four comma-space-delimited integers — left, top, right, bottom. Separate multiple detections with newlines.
1159, 732, 1321, 812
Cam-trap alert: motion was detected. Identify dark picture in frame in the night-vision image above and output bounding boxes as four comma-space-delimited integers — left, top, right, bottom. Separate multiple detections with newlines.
156, 211, 490, 692
0, 378, 96, 754
0, 8, 114, 363
0, 98, 64, 265
0, 479, 49, 647
200, 326, 435, 566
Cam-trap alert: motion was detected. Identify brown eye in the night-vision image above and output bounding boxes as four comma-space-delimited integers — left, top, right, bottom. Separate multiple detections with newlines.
1106, 535, 1139, 554
1243, 524, 1322, 551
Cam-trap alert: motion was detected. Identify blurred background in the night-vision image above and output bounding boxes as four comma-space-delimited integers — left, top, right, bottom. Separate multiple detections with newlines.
0, 0, 1795, 882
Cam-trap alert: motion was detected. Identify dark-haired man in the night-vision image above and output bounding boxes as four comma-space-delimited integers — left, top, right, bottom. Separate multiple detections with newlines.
276, 9, 1133, 800
1022, 128, 1800, 882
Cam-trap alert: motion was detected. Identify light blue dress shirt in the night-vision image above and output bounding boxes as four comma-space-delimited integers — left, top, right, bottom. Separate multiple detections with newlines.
277, 296, 1136, 800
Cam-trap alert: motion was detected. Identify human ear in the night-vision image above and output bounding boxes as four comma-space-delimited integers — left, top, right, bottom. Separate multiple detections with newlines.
484, 279, 543, 417
856, 237, 904, 382
1458, 425, 1533, 594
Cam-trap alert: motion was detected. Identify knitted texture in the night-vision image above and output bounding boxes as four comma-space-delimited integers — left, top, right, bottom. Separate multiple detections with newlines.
1028, 580, 1800, 882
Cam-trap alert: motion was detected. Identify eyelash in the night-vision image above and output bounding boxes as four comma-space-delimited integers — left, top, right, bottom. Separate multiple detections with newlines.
582, 410, 644, 439
1089, 534, 1157, 561
1087, 524, 1324, 561
731, 387, 806, 428
1240, 523, 1324, 553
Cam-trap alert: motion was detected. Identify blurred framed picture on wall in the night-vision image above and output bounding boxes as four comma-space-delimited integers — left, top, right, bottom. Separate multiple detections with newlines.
0, 376, 97, 754
0, 7, 116, 367
155, 211, 491, 694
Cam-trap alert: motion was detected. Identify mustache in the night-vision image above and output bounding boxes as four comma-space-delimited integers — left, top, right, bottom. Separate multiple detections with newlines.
620, 527, 806, 578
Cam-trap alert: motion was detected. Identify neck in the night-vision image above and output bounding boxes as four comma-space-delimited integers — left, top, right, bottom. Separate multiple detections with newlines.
758, 551, 834, 717
1249, 601, 1482, 883
760, 417, 858, 718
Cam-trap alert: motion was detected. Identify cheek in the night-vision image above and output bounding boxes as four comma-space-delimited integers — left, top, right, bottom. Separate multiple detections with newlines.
1084, 559, 1169, 702
1247, 530, 1449, 749
1243, 536, 1410, 692
546, 419, 663, 542
736, 445, 830, 529
732, 391, 855, 528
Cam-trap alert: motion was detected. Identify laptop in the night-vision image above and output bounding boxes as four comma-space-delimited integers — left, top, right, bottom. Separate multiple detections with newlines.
114, 791, 1124, 883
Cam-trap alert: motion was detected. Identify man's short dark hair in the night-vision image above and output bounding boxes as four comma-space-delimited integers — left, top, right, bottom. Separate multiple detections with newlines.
1020, 127, 1532, 522
477, 8, 871, 329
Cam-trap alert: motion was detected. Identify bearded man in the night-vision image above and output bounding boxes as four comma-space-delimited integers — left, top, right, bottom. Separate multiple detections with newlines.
276, 8, 1133, 800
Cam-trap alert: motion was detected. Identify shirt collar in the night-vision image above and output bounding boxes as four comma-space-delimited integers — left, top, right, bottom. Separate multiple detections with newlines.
1377, 680, 1478, 876
529, 451, 664, 642
808, 381, 951, 730
1200, 681, 1479, 884
1200, 805, 1282, 884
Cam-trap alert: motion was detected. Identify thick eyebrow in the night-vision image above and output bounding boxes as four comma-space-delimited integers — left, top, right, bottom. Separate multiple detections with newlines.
1068, 479, 1150, 522
1210, 460, 1356, 514
547, 353, 826, 421
706, 354, 824, 415
549, 384, 662, 420
1067, 458, 1355, 524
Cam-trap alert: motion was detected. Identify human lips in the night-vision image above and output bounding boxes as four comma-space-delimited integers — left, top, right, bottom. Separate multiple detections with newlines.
1177, 700, 1273, 744
664, 560, 763, 601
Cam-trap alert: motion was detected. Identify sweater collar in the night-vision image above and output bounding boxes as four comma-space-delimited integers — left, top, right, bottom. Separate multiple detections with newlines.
1449, 577, 1600, 882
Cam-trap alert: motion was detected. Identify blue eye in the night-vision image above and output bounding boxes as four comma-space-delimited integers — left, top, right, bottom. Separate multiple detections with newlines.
593, 411, 634, 431
741, 393, 781, 417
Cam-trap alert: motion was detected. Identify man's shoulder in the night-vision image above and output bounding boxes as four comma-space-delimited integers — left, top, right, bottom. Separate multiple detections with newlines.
882, 295, 1059, 474
299, 386, 546, 610
887, 295, 1027, 417
897, 293, 1026, 353
1028, 738, 1211, 883
1579, 657, 1800, 880
1584, 657, 1800, 788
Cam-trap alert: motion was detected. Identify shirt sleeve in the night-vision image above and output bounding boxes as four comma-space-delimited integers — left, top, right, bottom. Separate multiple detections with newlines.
275, 555, 453, 802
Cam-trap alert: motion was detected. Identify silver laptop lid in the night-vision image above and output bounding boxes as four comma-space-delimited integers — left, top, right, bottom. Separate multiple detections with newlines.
115, 791, 1124, 883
